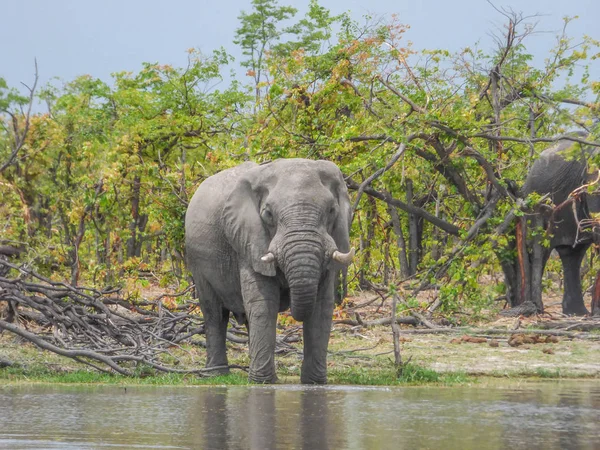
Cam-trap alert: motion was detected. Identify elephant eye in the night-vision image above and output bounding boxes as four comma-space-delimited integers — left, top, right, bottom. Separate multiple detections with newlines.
328, 205, 337, 217
261, 208, 274, 225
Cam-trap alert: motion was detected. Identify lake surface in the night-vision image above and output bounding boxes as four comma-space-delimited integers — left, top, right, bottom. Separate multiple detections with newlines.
1, 381, 599, 449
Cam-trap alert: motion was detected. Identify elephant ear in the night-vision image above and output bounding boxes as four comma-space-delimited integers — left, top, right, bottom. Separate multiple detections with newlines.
318, 161, 352, 254
222, 170, 276, 277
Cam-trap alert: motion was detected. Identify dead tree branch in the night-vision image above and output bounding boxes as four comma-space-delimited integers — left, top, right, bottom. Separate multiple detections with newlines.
345, 178, 461, 236
0, 260, 234, 375
0, 61, 39, 174
351, 140, 410, 219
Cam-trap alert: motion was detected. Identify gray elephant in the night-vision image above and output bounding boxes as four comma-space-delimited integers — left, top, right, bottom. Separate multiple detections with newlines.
185, 159, 354, 383
503, 131, 600, 316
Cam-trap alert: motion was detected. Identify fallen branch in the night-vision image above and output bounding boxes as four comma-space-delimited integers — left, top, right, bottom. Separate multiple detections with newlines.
333, 316, 419, 327
0, 319, 132, 375
532, 319, 600, 332
399, 326, 600, 340
330, 343, 381, 355
0, 260, 212, 375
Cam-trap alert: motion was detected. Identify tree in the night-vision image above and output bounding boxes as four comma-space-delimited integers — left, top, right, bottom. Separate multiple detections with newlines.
234, 0, 298, 105
0, 49, 244, 286
244, 7, 599, 315
1, 2, 598, 320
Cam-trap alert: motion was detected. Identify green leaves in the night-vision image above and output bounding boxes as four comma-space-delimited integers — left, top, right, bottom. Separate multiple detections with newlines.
0, 77, 29, 112
1, 2, 599, 318
234, 0, 298, 71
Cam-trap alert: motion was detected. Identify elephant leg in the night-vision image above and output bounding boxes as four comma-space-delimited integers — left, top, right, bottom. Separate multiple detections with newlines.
196, 278, 230, 373
301, 273, 335, 384
240, 267, 279, 383
557, 245, 590, 316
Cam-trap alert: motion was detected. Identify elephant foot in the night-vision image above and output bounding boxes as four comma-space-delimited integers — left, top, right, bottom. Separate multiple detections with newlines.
301, 358, 328, 384
300, 373, 327, 385
500, 301, 539, 317
0, 357, 13, 368
563, 304, 589, 316
248, 371, 278, 384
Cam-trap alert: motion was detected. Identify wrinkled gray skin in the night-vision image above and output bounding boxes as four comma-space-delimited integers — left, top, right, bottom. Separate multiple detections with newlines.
185, 159, 352, 383
522, 131, 599, 315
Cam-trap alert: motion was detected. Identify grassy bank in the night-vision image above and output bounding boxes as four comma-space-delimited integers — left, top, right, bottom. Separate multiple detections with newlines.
0, 361, 470, 387
2, 314, 599, 386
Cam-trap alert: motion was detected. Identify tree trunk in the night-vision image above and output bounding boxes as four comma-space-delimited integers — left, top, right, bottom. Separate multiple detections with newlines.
529, 213, 545, 313
407, 179, 419, 275
592, 272, 600, 316
126, 175, 148, 259
335, 268, 348, 306
515, 216, 531, 306
387, 204, 410, 279
383, 229, 390, 285
502, 213, 546, 314
431, 186, 444, 261
359, 196, 377, 288
391, 293, 402, 369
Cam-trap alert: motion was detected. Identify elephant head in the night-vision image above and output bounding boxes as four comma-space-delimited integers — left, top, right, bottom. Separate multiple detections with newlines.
222, 159, 354, 321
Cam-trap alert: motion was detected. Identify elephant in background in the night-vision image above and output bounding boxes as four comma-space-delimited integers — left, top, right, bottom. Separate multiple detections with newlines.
502, 131, 600, 316
185, 159, 354, 383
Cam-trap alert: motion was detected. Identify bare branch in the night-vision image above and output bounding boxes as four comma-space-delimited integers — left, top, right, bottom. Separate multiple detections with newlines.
345, 177, 461, 236
0, 61, 39, 174
378, 75, 425, 113
351, 140, 409, 219
470, 133, 600, 147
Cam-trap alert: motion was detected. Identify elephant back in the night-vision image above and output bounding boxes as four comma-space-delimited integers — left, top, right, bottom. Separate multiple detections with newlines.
523, 132, 594, 247
523, 134, 589, 203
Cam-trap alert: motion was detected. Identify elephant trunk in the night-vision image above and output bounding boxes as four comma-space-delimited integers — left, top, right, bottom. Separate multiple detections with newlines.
281, 235, 323, 321
289, 284, 319, 322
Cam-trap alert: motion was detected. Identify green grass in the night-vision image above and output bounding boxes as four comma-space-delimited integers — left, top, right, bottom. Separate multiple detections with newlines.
483, 367, 597, 380
328, 363, 470, 386
3, 323, 599, 386
0, 362, 470, 387
0, 366, 250, 386
534, 367, 562, 379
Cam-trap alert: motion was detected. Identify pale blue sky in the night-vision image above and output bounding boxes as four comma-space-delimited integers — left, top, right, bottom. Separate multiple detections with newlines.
2, 0, 598, 92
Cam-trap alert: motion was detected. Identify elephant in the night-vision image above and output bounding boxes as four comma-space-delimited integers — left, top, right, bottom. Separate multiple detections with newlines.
185, 158, 354, 383
503, 131, 600, 316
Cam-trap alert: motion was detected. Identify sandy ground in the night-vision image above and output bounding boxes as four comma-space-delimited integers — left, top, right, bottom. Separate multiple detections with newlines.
1, 289, 599, 380
321, 289, 600, 377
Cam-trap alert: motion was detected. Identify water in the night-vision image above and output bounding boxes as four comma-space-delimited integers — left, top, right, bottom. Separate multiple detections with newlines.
1, 381, 599, 449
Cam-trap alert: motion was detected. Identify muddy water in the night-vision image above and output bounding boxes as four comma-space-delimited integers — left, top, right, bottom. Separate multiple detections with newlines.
0, 381, 599, 449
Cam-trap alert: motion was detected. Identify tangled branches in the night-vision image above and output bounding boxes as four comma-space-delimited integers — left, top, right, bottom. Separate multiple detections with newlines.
0, 260, 236, 376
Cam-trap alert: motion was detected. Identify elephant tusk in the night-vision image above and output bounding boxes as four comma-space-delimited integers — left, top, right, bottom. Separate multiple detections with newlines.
332, 247, 355, 265
261, 252, 276, 263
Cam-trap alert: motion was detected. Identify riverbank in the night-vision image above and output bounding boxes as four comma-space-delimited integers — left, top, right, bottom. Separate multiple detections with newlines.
2, 303, 599, 386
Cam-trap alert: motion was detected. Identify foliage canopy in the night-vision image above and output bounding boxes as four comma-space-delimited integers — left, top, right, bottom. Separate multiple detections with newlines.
1, 1, 599, 319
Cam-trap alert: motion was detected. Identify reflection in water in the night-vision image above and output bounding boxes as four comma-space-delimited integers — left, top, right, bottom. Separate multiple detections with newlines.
0, 381, 599, 449
197, 386, 338, 449
300, 389, 332, 450
201, 388, 228, 450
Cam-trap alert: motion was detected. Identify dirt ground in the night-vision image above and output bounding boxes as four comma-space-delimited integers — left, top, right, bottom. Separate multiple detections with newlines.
1, 289, 599, 381
321, 290, 600, 377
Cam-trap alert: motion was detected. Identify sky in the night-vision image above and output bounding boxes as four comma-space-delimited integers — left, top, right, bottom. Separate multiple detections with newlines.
2, 0, 598, 94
